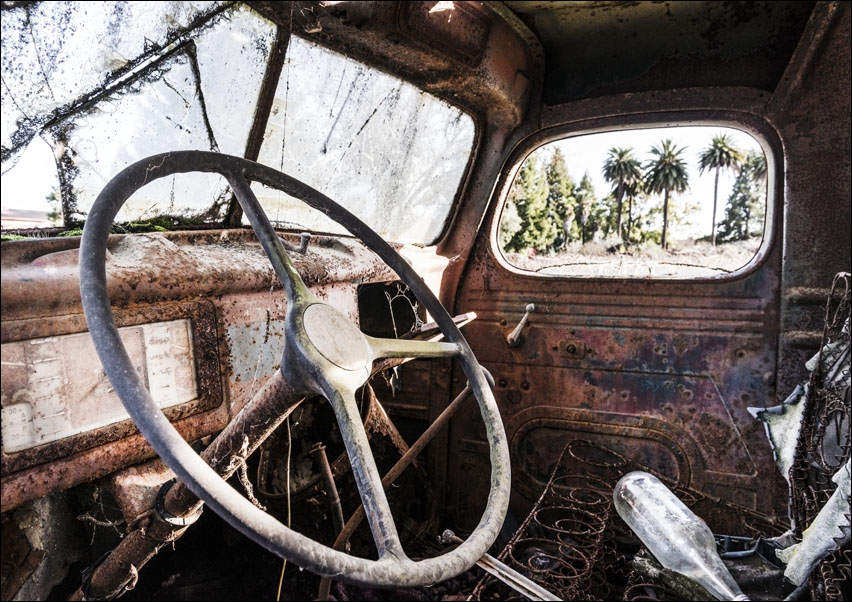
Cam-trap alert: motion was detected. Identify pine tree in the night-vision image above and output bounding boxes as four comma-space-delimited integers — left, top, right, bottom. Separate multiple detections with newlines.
498, 199, 522, 250
504, 156, 557, 253
716, 152, 764, 242
45, 186, 62, 225
545, 148, 576, 250
574, 173, 597, 244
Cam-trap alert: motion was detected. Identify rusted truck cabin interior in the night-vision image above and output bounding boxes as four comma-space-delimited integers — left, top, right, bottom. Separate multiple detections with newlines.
1, 1, 850, 601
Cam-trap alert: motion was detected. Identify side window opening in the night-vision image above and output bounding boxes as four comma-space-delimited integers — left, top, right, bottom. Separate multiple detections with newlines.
497, 126, 770, 279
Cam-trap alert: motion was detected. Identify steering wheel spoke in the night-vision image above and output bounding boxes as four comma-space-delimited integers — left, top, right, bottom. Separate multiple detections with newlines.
323, 385, 407, 560
225, 169, 314, 306
367, 336, 461, 361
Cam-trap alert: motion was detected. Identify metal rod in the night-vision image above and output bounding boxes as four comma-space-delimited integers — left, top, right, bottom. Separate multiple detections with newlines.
310, 443, 346, 536
441, 530, 561, 601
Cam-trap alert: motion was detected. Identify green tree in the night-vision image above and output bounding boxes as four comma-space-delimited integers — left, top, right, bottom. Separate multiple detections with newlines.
623, 177, 644, 243
504, 156, 557, 253
574, 173, 597, 244
602, 147, 642, 241
698, 133, 743, 246
498, 199, 522, 250
747, 150, 767, 184
545, 148, 577, 249
644, 139, 689, 250
593, 193, 619, 239
628, 192, 663, 244
747, 150, 767, 200
46, 186, 62, 225
746, 151, 768, 236
717, 151, 765, 242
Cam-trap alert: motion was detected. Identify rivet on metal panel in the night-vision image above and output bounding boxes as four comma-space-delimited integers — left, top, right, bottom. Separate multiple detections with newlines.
559, 339, 585, 359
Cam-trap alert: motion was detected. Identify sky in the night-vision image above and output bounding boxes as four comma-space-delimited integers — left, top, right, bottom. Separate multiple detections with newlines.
533, 125, 764, 239
1, 137, 60, 214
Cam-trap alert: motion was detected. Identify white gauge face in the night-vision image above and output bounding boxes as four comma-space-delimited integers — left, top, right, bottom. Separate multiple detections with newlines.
1, 320, 198, 454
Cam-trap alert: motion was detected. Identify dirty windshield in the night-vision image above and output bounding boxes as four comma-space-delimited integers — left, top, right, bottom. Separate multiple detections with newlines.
1, 2, 474, 244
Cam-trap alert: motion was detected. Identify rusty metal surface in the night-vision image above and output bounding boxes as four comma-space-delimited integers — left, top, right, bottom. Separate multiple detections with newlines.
452, 252, 787, 526
0, 405, 228, 513
505, 1, 816, 103
105, 459, 175, 526
446, 10, 849, 528
770, 2, 852, 398
1, 229, 394, 319
0, 1, 846, 598
444, 1, 851, 540
247, 1, 534, 127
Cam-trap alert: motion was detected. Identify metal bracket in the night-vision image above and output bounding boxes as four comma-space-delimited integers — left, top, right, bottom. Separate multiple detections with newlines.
155, 479, 203, 527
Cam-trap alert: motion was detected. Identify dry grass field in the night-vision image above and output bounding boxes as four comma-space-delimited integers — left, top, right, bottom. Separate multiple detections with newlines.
503, 238, 763, 278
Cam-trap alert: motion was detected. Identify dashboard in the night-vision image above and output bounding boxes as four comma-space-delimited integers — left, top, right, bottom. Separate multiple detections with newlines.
0, 229, 400, 512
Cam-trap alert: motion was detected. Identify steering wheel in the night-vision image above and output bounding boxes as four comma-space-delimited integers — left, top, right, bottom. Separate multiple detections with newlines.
78, 151, 510, 587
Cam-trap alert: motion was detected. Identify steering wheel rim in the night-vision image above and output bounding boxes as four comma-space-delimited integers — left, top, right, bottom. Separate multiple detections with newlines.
79, 151, 510, 587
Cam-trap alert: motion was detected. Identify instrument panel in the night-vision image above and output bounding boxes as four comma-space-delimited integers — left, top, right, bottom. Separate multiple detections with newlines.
2, 319, 198, 453
1, 301, 225, 510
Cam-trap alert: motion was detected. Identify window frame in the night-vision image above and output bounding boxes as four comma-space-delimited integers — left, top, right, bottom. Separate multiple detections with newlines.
490, 106, 782, 283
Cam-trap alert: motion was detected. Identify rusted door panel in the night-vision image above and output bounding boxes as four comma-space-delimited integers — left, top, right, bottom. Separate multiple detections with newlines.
449, 243, 787, 533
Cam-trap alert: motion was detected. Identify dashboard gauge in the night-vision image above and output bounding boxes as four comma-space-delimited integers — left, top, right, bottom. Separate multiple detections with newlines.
1, 320, 197, 453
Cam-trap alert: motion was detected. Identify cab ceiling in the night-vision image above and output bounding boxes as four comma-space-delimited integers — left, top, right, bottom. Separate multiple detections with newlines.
502, 1, 817, 104
251, 1, 816, 110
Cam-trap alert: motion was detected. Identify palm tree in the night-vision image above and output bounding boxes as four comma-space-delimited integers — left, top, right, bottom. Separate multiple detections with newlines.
746, 150, 767, 191
623, 177, 644, 243
698, 133, 743, 246
644, 139, 689, 250
602, 147, 643, 241
743, 150, 768, 237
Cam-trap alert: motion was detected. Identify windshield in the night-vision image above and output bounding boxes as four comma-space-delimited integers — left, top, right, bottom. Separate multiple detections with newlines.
1, 1, 475, 245
251, 36, 475, 243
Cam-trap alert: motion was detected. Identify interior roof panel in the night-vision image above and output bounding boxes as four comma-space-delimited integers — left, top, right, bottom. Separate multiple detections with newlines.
503, 1, 817, 104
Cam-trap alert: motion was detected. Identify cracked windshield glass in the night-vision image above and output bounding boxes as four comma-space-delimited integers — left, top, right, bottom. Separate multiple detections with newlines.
498, 127, 769, 278
1, 2, 474, 245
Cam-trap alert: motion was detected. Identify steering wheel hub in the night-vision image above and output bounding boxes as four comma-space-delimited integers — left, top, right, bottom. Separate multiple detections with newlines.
303, 303, 371, 372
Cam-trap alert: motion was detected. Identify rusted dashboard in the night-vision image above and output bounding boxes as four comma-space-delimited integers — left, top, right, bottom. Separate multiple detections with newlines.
0, 229, 400, 512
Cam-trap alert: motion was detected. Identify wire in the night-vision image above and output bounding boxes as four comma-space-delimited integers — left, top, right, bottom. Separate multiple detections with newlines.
276, 414, 293, 601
